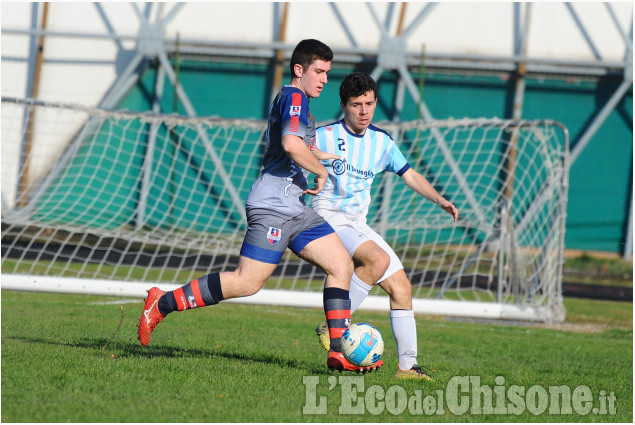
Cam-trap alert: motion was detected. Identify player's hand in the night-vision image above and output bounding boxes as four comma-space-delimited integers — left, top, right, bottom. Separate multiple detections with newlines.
311, 147, 339, 161
439, 199, 459, 223
304, 173, 328, 196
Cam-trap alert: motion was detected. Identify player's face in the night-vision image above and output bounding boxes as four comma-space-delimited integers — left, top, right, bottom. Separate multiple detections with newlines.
297, 59, 331, 98
341, 91, 377, 135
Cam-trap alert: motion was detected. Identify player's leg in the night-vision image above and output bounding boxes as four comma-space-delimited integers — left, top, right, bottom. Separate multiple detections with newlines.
349, 240, 390, 312
138, 207, 287, 346
298, 232, 382, 372
330, 218, 393, 313
320, 218, 390, 313
351, 240, 390, 286
346, 225, 432, 380
284, 208, 354, 352
370, 236, 421, 373
290, 210, 382, 372
313, 216, 388, 353
138, 257, 278, 346
158, 256, 277, 314
377, 269, 416, 367
293, 229, 353, 353
377, 269, 412, 309
377, 269, 432, 380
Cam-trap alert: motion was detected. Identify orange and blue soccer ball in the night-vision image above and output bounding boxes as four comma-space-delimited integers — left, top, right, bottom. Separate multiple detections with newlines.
341, 323, 384, 367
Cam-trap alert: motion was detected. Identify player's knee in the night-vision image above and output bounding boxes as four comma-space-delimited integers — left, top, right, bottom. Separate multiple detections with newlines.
390, 280, 413, 304
364, 248, 389, 282
232, 271, 267, 297
375, 250, 390, 278
244, 278, 269, 297
331, 255, 354, 285
342, 256, 354, 280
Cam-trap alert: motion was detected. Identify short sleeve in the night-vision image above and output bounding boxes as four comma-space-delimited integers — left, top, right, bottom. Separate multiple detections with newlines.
384, 140, 410, 176
280, 90, 310, 139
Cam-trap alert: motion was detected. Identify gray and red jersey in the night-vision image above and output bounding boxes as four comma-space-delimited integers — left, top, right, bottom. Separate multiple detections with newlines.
246, 85, 315, 217
241, 85, 333, 265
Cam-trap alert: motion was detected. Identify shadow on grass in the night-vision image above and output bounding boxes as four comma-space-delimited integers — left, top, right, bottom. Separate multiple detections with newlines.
2, 334, 335, 375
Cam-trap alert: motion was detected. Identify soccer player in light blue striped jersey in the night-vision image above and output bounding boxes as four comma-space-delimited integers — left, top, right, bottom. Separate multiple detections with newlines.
313, 72, 459, 380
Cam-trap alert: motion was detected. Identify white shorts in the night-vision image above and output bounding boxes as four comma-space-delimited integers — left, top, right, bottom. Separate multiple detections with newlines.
315, 209, 404, 283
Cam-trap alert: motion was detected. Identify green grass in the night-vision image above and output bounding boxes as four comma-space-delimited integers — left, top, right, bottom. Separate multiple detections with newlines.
563, 297, 633, 328
562, 253, 633, 287
564, 253, 632, 276
1, 290, 632, 422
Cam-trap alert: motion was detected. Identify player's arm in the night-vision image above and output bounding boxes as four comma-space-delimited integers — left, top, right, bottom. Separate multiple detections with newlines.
311, 146, 339, 161
400, 168, 459, 222
281, 134, 329, 195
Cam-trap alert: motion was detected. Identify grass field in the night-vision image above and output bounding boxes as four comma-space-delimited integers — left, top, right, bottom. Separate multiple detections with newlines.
1, 290, 632, 422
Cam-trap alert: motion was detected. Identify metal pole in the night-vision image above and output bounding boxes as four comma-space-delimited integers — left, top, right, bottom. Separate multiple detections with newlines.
398, 65, 489, 227
271, 2, 289, 100
173, 32, 180, 113
570, 79, 632, 164
401, 2, 437, 40
391, 2, 408, 122
396, 3, 408, 36
505, 3, 531, 201
157, 51, 247, 223
381, 3, 408, 235
565, 3, 602, 61
10, 50, 146, 216
137, 66, 166, 230
498, 201, 508, 304
623, 185, 633, 260
19, 2, 49, 207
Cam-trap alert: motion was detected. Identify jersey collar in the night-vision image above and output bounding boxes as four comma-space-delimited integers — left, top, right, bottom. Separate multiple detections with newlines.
339, 119, 366, 138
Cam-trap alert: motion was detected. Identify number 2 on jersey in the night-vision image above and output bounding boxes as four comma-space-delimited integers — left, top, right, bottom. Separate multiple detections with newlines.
337, 138, 346, 151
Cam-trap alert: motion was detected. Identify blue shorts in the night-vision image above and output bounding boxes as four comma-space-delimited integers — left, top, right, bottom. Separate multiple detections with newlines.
239, 206, 335, 264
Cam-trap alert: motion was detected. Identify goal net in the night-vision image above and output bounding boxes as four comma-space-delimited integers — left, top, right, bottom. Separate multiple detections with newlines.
1, 97, 569, 322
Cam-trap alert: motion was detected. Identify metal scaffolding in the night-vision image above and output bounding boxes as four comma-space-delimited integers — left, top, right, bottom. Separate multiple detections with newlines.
2, 2, 633, 258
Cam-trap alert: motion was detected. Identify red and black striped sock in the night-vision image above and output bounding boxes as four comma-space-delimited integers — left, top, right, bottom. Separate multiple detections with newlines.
323, 287, 351, 352
158, 273, 224, 315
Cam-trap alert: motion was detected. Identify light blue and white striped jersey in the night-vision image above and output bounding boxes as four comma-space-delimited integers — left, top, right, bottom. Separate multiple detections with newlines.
313, 119, 411, 216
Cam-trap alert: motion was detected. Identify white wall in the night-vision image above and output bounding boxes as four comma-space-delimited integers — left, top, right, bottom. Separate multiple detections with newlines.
1, 2, 632, 208
2, 2, 632, 103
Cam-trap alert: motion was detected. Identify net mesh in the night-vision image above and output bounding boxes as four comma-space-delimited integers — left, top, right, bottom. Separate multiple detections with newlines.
1, 97, 569, 321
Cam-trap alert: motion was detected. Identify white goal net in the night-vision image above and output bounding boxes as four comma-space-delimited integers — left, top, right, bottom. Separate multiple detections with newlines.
1, 97, 569, 322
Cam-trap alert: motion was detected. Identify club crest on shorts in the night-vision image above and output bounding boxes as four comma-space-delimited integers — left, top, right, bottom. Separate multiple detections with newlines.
267, 227, 282, 245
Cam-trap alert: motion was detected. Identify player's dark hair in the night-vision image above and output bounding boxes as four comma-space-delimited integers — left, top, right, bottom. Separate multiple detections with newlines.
289, 39, 333, 78
339, 72, 377, 104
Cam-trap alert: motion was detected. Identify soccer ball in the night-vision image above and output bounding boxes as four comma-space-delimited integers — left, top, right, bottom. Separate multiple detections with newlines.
341, 323, 384, 367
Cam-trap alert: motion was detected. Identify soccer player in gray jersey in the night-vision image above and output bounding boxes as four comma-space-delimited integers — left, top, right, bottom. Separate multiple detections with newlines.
313, 72, 458, 380
138, 40, 383, 373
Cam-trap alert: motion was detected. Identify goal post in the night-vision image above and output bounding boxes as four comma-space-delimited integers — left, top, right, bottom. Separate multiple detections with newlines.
1, 97, 569, 323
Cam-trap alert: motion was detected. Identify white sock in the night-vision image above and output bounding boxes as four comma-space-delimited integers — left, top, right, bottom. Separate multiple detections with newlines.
349, 272, 373, 314
390, 309, 418, 370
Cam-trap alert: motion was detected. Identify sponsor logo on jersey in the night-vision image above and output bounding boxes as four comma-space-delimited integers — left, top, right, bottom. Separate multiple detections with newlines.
331, 158, 375, 178
290, 105, 301, 116
267, 227, 282, 245
333, 159, 346, 175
